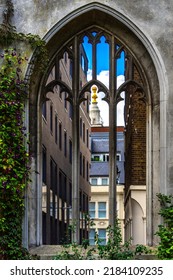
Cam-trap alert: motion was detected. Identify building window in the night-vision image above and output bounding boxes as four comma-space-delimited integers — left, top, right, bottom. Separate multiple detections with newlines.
89, 229, 96, 245
69, 139, 72, 164
89, 202, 95, 218
98, 229, 106, 245
86, 161, 89, 181
64, 131, 67, 157
64, 92, 67, 109
83, 156, 85, 178
50, 201, 53, 217
55, 115, 58, 144
103, 154, 109, 162
83, 194, 88, 213
59, 73, 62, 99
102, 178, 108, 185
87, 96, 89, 113
98, 202, 106, 218
83, 122, 85, 142
50, 157, 57, 192
59, 122, 62, 150
86, 129, 89, 147
92, 155, 100, 161
91, 178, 97, 185
80, 153, 82, 175
116, 153, 121, 161
59, 170, 67, 201
64, 175, 67, 202
50, 157, 57, 218
59, 171, 62, 198
80, 118, 82, 138
70, 59, 73, 78
42, 145, 47, 184
50, 103, 53, 133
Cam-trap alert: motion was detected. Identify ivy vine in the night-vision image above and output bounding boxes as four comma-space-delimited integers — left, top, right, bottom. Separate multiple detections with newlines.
155, 193, 173, 259
0, 0, 48, 259
0, 49, 31, 259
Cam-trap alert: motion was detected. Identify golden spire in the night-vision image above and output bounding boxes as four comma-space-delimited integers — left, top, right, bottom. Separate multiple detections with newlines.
91, 85, 98, 103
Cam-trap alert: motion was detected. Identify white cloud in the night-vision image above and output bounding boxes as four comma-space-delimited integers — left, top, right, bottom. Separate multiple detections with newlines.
117, 75, 125, 126
97, 70, 109, 87
87, 69, 92, 81
87, 69, 125, 126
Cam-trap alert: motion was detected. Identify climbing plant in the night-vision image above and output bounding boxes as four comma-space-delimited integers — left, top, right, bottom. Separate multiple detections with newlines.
0, 49, 31, 259
155, 193, 173, 259
55, 218, 135, 260
0, 0, 48, 259
95, 219, 134, 260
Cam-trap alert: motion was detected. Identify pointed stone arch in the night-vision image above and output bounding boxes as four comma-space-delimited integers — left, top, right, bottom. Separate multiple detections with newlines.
25, 2, 166, 248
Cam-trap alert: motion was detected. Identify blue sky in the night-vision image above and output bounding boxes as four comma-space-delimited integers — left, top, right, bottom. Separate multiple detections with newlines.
82, 36, 125, 76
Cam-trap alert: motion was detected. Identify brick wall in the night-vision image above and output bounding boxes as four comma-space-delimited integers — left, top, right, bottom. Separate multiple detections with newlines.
125, 63, 146, 193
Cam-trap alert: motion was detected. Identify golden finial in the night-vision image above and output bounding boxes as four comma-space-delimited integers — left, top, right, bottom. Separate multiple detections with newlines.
91, 85, 98, 103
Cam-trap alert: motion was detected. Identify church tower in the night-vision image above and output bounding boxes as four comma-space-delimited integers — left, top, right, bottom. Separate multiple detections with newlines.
89, 85, 103, 127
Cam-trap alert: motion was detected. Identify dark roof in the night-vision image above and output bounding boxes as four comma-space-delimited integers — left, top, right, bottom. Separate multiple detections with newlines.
90, 162, 109, 176
91, 139, 109, 153
90, 161, 125, 184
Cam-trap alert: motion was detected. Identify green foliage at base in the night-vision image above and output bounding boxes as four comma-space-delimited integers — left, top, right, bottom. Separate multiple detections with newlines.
54, 219, 153, 260
155, 193, 173, 259
54, 242, 96, 260
95, 219, 134, 260
134, 244, 152, 255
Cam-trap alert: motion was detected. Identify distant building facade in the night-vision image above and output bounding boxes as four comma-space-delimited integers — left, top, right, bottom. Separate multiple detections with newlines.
89, 126, 125, 244
42, 50, 91, 244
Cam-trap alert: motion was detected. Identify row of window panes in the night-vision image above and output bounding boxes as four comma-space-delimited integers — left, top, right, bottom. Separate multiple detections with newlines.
91, 154, 121, 162
42, 103, 72, 162
42, 94, 72, 121
43, 103, 90, 154
89, 202, 107, 219
42, 148, 89, 217
42, 146, 72, 189
90, 177, 109, 186
42, 152, 73, 218
43, 145, 89, 185
58, 90, 73, 117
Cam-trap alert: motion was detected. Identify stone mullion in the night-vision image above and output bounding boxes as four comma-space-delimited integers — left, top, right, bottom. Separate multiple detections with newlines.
109, 35, 117, 227
72, 36, 80, 244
